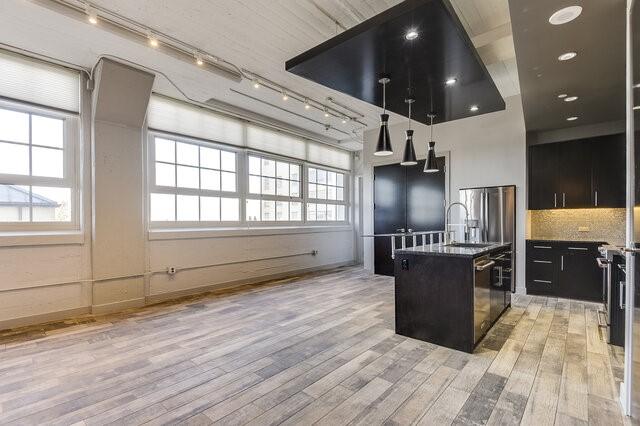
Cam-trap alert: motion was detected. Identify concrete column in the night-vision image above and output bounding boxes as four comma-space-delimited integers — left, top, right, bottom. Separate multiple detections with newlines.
91, 59, 154, 314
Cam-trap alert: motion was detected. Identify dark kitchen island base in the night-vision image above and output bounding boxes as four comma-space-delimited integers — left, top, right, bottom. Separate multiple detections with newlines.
394, 243, 512, 353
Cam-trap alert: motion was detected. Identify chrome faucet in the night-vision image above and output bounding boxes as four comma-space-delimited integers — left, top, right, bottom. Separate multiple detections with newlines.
444, 202, 469, 244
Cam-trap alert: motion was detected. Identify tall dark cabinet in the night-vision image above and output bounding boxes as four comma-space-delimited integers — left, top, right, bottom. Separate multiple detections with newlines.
374, 158, 446, 276
528, 133, 626, 209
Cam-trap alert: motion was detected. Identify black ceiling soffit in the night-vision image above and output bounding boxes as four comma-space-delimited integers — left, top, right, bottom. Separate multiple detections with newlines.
285, 0, 505, 125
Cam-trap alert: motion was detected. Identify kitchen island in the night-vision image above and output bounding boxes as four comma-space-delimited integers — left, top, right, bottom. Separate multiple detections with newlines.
394, 242, 512, 353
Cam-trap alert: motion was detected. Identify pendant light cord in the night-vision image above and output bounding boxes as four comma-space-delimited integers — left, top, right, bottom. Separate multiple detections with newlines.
429, 114, 434, 141
408, 101, 412, 130
382, 82, 387, 113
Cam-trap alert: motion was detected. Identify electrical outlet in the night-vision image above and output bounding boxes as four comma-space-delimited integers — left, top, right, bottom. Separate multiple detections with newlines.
167, 266, 177, 275
578, 226, 589, 232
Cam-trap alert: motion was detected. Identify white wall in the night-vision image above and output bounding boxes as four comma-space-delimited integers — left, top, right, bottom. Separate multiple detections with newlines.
362, 95, 527, 292
0, 60, 355, 330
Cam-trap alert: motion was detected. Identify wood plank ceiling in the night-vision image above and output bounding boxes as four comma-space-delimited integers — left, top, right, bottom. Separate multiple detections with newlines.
0, 0, 519, 149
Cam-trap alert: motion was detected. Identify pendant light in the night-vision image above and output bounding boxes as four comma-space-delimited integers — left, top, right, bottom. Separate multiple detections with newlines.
375, 76, 393, 156
424, 113, 439, 173
401, 97, 417, 166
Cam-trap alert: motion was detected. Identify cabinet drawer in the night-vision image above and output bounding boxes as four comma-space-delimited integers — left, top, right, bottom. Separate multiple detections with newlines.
527, 277, 556, 295
527, 259, 555, 281
527, 243, 556, 261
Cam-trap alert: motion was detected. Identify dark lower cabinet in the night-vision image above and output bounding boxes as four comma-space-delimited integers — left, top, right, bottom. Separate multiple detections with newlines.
527, 240, 604, 302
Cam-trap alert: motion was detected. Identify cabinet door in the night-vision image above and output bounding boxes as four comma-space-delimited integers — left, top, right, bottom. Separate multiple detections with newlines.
406, 157, 446, 235
558, 246, 602, 302
557, 140, 592, 208
374, 164, 407, 276
529, 144, 559, 210
591, 134, 626, 208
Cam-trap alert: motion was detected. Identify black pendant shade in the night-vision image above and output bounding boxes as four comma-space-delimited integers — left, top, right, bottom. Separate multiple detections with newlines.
424, 141, 439, 173
374, 113, 393, 156
401, 130, 417, 165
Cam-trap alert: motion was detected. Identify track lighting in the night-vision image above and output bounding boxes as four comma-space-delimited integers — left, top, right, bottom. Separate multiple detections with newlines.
424, 114, 439, 173
374, 75, 393, 156
282, 92, 288, 101
195, 52, 204, 66
342, 117, 348, 124
324, 108, 330, 118
401, 97, 417, 166
147, 32, 159, 47
304, 99, 310, 110
85, 4, 98, 24
253, 80, 260, 89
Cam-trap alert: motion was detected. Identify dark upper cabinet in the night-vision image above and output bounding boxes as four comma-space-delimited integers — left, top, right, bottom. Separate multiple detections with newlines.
528, 133, 625, 210
591, 134, 626, 208
529, 143, 559, 209
556, 140, 592, 208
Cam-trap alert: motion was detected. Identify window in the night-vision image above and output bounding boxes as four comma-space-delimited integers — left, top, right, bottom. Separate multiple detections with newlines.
0, 103, 77, 229
307, 167, 347, 222
246, 154, 303, 222
149, 134, 240, 224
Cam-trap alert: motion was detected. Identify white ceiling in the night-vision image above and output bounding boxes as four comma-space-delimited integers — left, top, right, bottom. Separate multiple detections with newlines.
0, 0, 519, 150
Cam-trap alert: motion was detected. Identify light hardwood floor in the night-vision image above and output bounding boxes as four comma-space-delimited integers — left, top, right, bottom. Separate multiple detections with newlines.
0, 266, 627, 425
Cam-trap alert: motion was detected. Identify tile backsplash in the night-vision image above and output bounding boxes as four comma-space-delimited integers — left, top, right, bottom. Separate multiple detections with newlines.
528, 208, 626, 245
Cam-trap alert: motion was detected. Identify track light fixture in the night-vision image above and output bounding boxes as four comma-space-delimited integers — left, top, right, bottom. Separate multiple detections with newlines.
85, 4, 98, 24
401, 97, 417, 166
424, 113, 439, 173
195, 52, 204, 66
374, 75, 393, 156
282, 92, 288, 101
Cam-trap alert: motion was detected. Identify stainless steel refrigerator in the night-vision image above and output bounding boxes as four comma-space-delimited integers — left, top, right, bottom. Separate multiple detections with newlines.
460, 185, 516, 293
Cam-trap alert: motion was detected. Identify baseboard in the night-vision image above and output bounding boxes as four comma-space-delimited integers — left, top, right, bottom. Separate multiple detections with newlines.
0, 306, 91, 331
91, 297, 146, 315
146, 261, 356, 304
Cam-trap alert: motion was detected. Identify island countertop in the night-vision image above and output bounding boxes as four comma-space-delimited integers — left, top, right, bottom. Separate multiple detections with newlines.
395, 242, 511, 258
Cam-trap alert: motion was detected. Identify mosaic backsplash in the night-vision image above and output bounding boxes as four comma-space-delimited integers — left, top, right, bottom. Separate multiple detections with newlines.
528, 208, 626, 245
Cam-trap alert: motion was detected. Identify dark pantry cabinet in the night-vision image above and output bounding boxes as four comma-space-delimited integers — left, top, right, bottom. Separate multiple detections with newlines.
528, 133, 625, 209
373, 158, 446, 276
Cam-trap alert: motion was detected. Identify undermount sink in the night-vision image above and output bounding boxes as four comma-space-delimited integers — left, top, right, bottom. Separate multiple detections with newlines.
444, 242, 493, 248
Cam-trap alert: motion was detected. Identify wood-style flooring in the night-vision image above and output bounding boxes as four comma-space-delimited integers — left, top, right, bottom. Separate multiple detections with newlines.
0, 266, 628, 425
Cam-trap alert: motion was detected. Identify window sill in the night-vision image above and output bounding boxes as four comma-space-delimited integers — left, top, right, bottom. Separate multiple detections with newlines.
148, 225, 353, 240
0, 231, 85, 247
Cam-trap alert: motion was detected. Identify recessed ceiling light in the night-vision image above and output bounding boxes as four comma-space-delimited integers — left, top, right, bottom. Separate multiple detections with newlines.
634, 83, 640, 89
634, 105, 640, 110
549, 6, 583, 25
405, 29, 419, 40
445, 78, 457, 86
564, 96, 578, 102
566, 116, 578, 121
470, 105, 479, 112
558, 93, 568, 98
558, 52, 577, 61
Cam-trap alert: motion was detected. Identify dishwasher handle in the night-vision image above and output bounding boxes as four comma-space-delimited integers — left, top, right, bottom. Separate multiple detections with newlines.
475, 260, 495, 271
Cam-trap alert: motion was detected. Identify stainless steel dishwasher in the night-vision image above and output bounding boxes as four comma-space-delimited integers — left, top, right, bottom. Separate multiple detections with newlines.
474, 255, 494, 344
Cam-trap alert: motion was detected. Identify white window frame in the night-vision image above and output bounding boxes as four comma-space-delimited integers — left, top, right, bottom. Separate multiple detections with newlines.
0, 99, 80, 232
305, 164, 349, 224
245, 151, 304, 226
148, 131, 242, 228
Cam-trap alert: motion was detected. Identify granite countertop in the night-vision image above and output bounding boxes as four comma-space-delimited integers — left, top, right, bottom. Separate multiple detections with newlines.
395, 242, 511, 258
